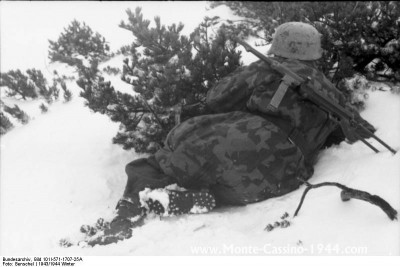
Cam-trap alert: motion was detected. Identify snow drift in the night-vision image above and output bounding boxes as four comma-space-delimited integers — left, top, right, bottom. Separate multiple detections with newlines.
1, 1, 399, 256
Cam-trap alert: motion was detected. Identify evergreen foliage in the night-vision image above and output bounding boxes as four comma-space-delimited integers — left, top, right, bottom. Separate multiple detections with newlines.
0, 112, 14, 135
1, 69, 62, 103
40, 103, 49, 113
102, 66, 121, 75
78, 7, 242, 153
26, 69, 54, 104
1, 69, 38, 100
48, 20, 110, 67
61, 81, 73, 102
213, 1, 400, 102
116, 45, 133, 56
49, 79, 61, 101
3, 104, 30, 124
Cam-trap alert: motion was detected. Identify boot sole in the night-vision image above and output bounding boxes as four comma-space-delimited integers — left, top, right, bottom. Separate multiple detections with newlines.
146, 190, 216, 216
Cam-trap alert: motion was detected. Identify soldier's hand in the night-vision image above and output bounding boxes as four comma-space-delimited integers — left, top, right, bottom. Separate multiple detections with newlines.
79, 215, 145, 247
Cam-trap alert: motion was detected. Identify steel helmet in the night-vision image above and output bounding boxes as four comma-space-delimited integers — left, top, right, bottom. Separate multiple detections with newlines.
267, 22, 322, 60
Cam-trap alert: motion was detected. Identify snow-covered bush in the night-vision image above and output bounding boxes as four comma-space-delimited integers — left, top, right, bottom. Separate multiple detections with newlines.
78, 8, 242, 153
39, 103, 49, 113
48, 20, 110, 67
26, 69, 54, 104
1, 69, 38, 100
102, 66, 121, 75
3, 104, 30, 125
48, 80, 60, 101
1, 69, 61, 103
338, 75, 371, 111
338, 74, 399, 110
61, 81, 73, 102
0, 112, 14, 135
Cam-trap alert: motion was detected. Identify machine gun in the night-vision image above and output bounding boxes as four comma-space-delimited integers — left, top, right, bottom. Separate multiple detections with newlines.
234, 38, 396, 155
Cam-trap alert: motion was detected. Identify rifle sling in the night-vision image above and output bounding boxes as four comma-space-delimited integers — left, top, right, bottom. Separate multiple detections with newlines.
289, 128, 308, 157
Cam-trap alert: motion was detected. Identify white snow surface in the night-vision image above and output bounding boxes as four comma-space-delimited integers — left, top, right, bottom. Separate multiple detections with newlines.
189, 205, 210, 215
1, 1, 400, 256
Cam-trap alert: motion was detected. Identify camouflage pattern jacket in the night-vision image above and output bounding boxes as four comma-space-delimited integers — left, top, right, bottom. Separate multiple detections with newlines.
207, 57, 347, 164
155, 58, 350, 205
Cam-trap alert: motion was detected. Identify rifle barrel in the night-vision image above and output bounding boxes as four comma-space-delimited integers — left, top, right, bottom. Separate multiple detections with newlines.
370, 133, 397, 155
358, 135, 380, 153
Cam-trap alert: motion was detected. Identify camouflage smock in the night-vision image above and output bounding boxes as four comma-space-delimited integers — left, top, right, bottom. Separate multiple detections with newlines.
155, 58, 345, 205
207, 57, 346, 162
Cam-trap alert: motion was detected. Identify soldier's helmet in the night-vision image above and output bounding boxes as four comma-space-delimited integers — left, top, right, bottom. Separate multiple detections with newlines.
267, 22, 322, 60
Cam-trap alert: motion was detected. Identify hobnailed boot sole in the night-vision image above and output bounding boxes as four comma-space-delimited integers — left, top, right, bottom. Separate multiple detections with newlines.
145, 189, 216, 216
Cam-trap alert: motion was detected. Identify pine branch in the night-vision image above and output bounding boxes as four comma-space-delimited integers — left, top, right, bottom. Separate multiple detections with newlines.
294, 178, 398, 221
140, 97, 165, 131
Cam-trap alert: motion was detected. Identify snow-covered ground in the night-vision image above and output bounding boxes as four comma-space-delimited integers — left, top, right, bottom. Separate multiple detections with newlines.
1, 1, 399, 256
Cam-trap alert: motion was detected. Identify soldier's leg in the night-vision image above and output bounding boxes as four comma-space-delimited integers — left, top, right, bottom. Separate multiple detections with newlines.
121, 155, 217, 217
82, 156, 176, 246
117, 155, 176, 218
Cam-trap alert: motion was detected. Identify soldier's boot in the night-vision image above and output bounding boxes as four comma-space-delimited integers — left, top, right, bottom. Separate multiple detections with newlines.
80, 199, 146, 246
144, 188, 217, 216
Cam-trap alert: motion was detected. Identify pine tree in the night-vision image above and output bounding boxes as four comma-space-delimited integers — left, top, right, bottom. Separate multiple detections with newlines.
0, 70, 38, 100
78, 8, 242, 153
78, 76, 148, 150
3, 104, 30, 124
26, 68, 54, 104
48, 20, 110, 67
0, 112, 14, 135
26, 68, 47, 94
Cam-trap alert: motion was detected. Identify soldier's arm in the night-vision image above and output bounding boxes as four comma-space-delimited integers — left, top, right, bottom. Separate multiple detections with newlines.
206, 60, 274, 113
